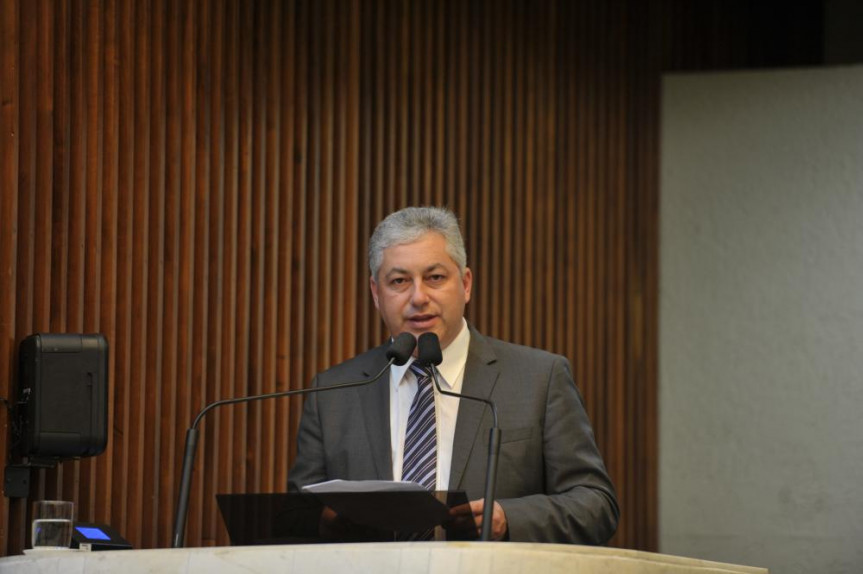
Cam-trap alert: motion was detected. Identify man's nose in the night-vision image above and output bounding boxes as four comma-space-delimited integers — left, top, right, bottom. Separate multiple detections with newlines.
410, 280, 430, 306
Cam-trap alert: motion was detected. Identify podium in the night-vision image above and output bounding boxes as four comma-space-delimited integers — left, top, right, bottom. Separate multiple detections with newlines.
0, 542, 768, 573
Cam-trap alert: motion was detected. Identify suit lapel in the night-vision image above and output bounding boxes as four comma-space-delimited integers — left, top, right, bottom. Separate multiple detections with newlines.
355, 346, 393, 480
448, 328, 499, 490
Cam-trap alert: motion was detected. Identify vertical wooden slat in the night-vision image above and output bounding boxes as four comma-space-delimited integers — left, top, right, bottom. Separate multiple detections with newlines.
453, 0, 469, 276
316, 0, 332, 372
78, 0, 105, 525
643, 2, 663, 551
0, 0, 20, 558
609, 0, 626, 545
185, 0, 208, 548
486, 0, 502, 340
395, 0, 408, 211
15, 0, 35, 347
259, 0, 281, 496
202, 0, 226, 545
31, 0, 56, 342
157, 0, 181, 548
328, 0, 344, 368
342, 0, 360, 363
546, 0, 561, 354
305, 0, 321, 380
66, 0, 85, 337
215, 0, 239, 544
127, 0, 152, 546
276, 0, 296, 476
560, 0, 576, 364
357, 0, 379, 352
143, 0, 166, 548
583, 0, 599, 426
541, 0, 556, 352
110, 0, 134, 539
475, 0, 491, 333
288, 0, 309, 464
97, 0, 118, 527
409, 0, 420, 206
442, 0, 456, 212
419, 0, 432, 206
379, 0, 393, 243
497, 0, 513, 344
82, 0, 103, 332
594, 0, 609, 481
233, 0, 253, 508
48, 0, 69, 343
431, 1, 445, 208
245, 0, 264, 496
58, 0, 83, 506
523, 0, 537, 349
9, 0, 37, 550
509, 0, 525, 344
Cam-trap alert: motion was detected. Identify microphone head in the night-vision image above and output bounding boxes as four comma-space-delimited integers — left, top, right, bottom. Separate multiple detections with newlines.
386, 332, 417, 366
417, 332, 443, 366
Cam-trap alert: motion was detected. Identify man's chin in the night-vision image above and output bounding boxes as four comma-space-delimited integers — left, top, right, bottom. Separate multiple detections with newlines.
405, 317, 440, 331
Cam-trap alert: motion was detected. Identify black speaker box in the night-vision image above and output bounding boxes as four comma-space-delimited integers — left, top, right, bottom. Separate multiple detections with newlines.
17, 333, 108, 459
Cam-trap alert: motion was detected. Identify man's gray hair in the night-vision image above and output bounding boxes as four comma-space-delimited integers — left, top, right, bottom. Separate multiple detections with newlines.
368, 206, 467, 279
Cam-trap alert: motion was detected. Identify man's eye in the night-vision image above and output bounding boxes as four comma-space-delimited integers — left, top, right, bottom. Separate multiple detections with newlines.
390, 277, 407, 286
428, 274, 446, 282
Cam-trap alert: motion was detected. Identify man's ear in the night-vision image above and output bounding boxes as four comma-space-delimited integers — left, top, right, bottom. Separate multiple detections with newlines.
369, 276, 380, 309
462, 267, 473, 304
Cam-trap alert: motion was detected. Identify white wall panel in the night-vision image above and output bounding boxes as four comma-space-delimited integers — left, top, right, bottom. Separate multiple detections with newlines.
660, 65, 863, 574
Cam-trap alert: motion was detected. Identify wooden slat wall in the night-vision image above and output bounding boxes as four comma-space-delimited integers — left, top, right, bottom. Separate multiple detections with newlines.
0, 0, 823, 556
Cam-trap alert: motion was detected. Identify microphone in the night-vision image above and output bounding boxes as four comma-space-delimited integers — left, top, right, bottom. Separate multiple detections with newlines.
415, 332, 501, 543
171, 332, 417, 548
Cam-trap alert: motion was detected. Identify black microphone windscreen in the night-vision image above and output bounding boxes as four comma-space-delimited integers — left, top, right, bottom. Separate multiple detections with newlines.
386, 332, 417, 366
417, 332, 443, 366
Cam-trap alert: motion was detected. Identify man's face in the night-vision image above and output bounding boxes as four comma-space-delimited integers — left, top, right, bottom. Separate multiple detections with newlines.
370, 232, 472, 351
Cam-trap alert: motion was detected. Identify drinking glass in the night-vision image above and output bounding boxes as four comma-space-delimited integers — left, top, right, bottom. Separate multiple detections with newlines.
31, 500, 75, 549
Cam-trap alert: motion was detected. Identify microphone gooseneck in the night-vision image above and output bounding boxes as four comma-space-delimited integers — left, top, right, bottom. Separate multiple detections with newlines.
415, 332, 501, 542
171, 332, 416, 548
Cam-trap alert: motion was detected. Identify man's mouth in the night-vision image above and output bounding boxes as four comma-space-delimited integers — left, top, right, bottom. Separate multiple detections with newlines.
407, 314, 437, 328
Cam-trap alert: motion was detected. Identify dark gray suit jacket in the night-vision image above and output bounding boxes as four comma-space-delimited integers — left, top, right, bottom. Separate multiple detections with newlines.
288, 327, 619, 544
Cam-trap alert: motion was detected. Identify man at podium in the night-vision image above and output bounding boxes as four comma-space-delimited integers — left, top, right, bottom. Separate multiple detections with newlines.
289, 207, 619, 544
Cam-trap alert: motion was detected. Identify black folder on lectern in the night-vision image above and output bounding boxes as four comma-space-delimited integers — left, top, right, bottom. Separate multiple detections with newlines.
217, 490, 472, 545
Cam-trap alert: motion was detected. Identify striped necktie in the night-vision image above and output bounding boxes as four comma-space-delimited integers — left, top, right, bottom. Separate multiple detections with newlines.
400, 362, 438, 540
402, 362, 437, 490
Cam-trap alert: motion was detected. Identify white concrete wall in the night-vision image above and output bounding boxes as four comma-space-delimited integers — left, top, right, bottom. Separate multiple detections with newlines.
659, 66, 863, 574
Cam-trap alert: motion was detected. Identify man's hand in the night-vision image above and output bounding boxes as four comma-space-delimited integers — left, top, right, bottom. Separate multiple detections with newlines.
318, 506, 348, 540
449, 499, 508, 540
318, 506, 388, 541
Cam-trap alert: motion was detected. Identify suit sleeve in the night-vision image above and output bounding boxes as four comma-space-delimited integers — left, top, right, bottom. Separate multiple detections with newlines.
497, 356, 620, 544
287, 376, 329, 492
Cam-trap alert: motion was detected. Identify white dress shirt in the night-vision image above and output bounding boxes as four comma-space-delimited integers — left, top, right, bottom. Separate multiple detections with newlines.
389, 319, 470, 490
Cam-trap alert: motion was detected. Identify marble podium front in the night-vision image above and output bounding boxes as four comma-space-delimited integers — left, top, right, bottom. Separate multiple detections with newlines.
0, 542, 768, 574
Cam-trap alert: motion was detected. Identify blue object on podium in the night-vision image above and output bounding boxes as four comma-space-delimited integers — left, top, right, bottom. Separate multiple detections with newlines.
71, 522, 132, 551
